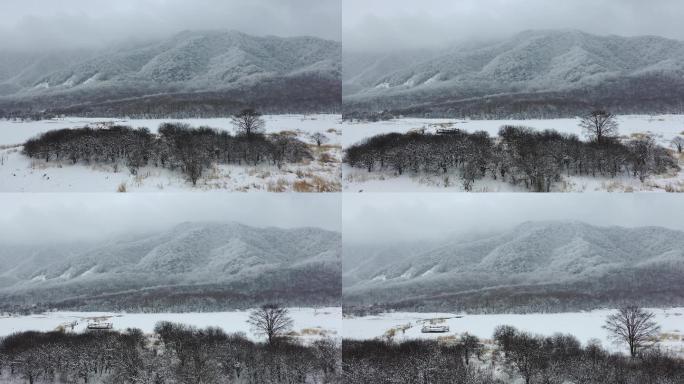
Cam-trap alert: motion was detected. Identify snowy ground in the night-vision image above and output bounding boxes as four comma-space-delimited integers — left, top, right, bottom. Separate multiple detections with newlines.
343, 115, 684, 192
343, 308, 684, 355
0, 307, 341, 343
0, 115, 342, 192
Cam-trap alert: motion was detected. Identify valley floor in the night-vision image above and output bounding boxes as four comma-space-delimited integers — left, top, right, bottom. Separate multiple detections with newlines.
343, 307, 684, 356
0, 307, 341, 342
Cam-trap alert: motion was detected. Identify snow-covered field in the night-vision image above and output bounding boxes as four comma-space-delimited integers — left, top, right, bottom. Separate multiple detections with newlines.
0, 307, 341, 343
343, 115, 684, 192
0, 115, 342, 192
343, 308, 684, 355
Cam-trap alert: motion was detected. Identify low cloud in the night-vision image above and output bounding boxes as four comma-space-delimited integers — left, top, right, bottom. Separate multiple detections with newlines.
0, 0, 341, 51
343, 0, 684, 52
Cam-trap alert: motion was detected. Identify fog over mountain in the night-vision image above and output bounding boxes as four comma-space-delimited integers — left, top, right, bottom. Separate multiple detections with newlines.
344, 221, 684, 313
0, 222, 341, 312
0, 30, 341, 117
0, 0, 341, 51
344, 29, 684, 118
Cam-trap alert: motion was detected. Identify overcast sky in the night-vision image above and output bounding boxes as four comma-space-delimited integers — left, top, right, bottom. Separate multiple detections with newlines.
343, 194, 684, 244
0, 194, 340, 244
343, 0, 684, 52
0, 0, 340, 51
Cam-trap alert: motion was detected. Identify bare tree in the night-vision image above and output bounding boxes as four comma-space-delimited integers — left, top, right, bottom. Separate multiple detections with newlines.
506, 332, 545, 384
458, 332, 482, 365
671, 136, 684, 153
231, 108, 265, 138
579, 110, 619, 144
310, 132, 329, 147
247, 304, 293, 345
604, 305, 660, 357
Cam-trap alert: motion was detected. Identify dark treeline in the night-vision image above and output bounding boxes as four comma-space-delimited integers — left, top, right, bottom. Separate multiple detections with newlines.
343, 326, 684, 384
343, 76, 684, 120
344, 264, 684, 316
345, 126, 677, 191
22, 123, 312, 185
0, 323, 341, 384
0, 76, 341, 120
1, 266, 342, 315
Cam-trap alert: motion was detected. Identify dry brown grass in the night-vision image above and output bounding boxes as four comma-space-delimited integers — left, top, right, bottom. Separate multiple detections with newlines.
310, 175, 341, 192
383, 328, 397, 340
630, 132, 652, 140
300, 328, 325, 336
318, 143, 341, 151
663, 182, 684, 192
116, 182, 127, 192
295, 169, 314, 178
437, 335, 458, 343
266, 178, 289, 192
326, 128, 340, 134
318, 152, 339, 164
277, 130, 300, 137
293, 179, 314, 192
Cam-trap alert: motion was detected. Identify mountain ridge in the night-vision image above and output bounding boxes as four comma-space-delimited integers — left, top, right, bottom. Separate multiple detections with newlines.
343, 221, 684, 313
0, 221, 341, 311
0, 30, 342, 117
343, 29, 684, 118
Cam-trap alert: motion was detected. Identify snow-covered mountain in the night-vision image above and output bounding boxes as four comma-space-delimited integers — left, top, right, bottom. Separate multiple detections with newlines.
343, 30, 684, 118
0, 30, 341, 116
0, 222, 341, 311
343, 221, 684, 312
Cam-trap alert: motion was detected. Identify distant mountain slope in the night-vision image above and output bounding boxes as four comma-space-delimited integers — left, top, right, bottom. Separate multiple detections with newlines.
343, 30, 684, 118
0, 222, 341, 311
0, 30, 341, 117
343, 221, 684, 313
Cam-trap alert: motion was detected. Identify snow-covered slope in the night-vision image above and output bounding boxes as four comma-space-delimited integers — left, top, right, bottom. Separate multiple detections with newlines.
343, 30, 684, 117
0, 30, 341, 115
0, 222, 341, 311
343, 221, 684, 312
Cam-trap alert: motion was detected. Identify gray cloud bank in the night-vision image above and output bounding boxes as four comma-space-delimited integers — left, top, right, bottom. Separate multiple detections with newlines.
343, 194, 684, 244
0, 194, 340, 245
343, 0, 684, 52
0, 0, 341, 51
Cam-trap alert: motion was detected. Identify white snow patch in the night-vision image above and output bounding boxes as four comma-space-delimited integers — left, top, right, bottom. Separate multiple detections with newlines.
80, 266, 98, 276
400, 268, 413, 279
83, 73, 99, 84
424, 73, 441, 84
58, 268, 74, 279
421, 265, 439, 277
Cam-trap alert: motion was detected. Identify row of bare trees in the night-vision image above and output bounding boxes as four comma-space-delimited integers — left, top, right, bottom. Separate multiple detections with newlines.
343, 307, 677, 384
0, 323, 341, 384
345, 112, 678, 191
21, 109, 313, 185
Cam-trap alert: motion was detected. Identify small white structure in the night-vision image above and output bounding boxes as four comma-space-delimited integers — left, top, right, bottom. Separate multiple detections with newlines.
87, 321, 113, 330
421, 324, 449, 333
